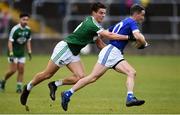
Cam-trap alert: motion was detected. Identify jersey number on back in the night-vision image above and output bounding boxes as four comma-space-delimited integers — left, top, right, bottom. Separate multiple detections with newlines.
112, 22, 123, 33
73, 22, 83, 33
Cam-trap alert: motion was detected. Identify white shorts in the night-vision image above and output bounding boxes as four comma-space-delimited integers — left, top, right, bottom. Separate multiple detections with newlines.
98, 44, 124, 68
51, 41, 80, 67
8, 57, 26, 64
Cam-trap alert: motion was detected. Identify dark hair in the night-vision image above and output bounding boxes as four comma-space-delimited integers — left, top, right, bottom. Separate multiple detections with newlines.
130, 4, 145, 15
90, 2, 106, 13
19, 13, 30, 18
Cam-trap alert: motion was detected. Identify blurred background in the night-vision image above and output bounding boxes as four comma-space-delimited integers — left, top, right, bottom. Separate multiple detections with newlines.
0, 0, 180, 55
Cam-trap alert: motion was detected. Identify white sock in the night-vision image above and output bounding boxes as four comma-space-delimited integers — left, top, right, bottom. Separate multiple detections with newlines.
69, 88, 74, 94
17, 82, 22, 86
55, 80, 63, 86
27, 81, 33, 91
127, 91, 133, 95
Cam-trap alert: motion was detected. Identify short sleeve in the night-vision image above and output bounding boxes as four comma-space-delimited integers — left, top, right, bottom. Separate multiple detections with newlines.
9, 27, 16, 42
91, 23, 104, 34
130, 21, 140, 33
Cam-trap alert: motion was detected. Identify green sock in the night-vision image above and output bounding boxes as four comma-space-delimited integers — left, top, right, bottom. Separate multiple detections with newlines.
17, 84, 22, 90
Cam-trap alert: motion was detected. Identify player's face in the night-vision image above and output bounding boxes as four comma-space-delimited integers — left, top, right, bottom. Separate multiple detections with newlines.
93, 8, 106, 23
20, 16, 29, 27
136, 10, 145, 23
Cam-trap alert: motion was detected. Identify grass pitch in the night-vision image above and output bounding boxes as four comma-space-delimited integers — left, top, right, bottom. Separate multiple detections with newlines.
0, 55, 180, 114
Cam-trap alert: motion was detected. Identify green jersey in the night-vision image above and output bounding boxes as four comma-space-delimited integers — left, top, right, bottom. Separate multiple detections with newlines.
9, 24, 31, 57
64, 16, 104, 55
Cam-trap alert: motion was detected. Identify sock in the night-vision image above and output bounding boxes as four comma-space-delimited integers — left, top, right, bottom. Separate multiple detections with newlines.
17, 82, 22, 89
17, 82, 22, 85
1, 79, 6, 83
55, 80, 62, 87
4, 76, 8, 81
127, 91, 134, 101
2, 79, 6, 83
64, 88, 74, 98
0, 79, 6, 88
69, 88, 74, 94
27, 81, 33, 91
127, 91, 133, 95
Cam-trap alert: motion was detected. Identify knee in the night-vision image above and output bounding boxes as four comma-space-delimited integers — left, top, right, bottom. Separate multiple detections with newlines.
9, 69, 16, 74
18, 69, 24, 75
90, 77, 98, 83
73, 77, 81, 83
75, 73, 85, 79
127, 70, 136, 78
18, 71, 24, 75
42, 71, 54, 80
72, 73, 85, 83
89, 74, 100, 83
46, 73, 54, 79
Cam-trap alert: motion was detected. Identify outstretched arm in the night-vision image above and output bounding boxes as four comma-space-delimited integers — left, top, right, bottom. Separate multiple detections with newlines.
99, 30, 129, 40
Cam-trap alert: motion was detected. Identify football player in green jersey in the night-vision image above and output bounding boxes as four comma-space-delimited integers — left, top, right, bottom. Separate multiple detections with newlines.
0, 13, 32, 93
20, 2, 131, 106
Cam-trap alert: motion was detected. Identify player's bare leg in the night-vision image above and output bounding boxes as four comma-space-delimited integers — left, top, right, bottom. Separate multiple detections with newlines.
16, 63, 24, 93
20, 60, 59, 105
72, 63, 107, 92
0, 63, 17, 91
115, 60, 145, 107
4, 63, 17, 80
61, 63, 107, 111
48, 61, 85, 101
64, 60, 85, 85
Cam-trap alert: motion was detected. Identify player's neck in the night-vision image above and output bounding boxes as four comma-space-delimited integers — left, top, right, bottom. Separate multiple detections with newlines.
91, 16, 100, 23
19, 23, 26, 29
130, 16, 137, 22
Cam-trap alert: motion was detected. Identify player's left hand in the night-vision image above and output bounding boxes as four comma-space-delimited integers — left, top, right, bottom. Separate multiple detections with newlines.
9, 55, 14, 63
28, 52, 32, 61
9, 52, 14, 63
138, 42, 150, 49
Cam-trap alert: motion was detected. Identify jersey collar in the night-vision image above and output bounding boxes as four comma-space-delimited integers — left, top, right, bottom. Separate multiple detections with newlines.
18, 24, 27, 30
91, 16, 101, 28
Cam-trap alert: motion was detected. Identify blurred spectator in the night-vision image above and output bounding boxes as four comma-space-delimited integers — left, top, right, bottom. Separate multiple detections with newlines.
134, 0, 141, 4
125, 0, 143, 10
71, 4, 79, 15
0, 8, 2, 31
119, 0, 126, 16
0, 10, 10, 37
1, 0, 14, 6
69, 4, 80, 33
140, 0, 150, 32
140, 0, 150, 7
88, 0, 108, 3
125, 0, 133, 9
58, 0, 67, 17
